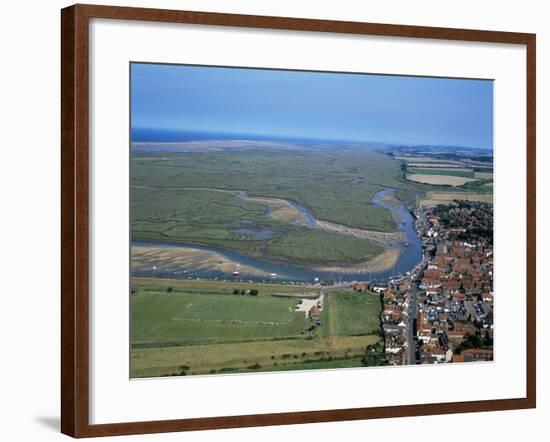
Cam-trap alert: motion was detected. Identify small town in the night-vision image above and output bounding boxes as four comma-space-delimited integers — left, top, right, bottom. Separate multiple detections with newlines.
355, 201, 494, 366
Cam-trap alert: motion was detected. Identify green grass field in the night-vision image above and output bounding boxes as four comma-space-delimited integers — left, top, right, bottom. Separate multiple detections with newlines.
131, 335, 380, 377
130, 281, 383, 377
265, 229, 383, 266
198, 356, 367, 374
132, 290, 310, 346
131, 187, 275, 254
131, 277, 311, 293
323, 291, 382, 336
170, 293, 295, 324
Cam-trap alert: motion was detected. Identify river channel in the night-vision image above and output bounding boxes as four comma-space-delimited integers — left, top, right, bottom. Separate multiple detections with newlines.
132, 187, 423, 284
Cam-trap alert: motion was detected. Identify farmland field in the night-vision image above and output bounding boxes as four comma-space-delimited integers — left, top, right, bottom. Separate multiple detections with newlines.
474, 171, 494, 179
130, 280, 382, 377
405, 173, 479, 187
131, 335, 381, 377
407, 168, 475, 178
323, 291, 382, 336
418, 191, 493, 206
406, 162, 464, 168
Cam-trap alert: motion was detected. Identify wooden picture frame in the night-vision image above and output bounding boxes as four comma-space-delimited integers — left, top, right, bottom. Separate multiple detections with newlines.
61, 3, 536, 437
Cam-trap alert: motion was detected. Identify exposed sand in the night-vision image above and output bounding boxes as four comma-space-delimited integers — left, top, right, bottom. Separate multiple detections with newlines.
376, 190, 403, 209
132, 244, 400, 278
132, 139, 303, 152
406, 173, 479, 186
236, 194, 310, 226
395, 157, 463, 166
308, 247, 401, 274
315, 220, 404, 243
132, 245, 281, 279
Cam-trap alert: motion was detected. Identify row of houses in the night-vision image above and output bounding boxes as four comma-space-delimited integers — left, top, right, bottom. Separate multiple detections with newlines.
416, 203, 494, 364
378, 202, 494, 365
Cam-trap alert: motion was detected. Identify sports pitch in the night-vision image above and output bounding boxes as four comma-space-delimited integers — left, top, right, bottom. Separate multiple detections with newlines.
172, 293, 297, 324
132, 290, 310, 346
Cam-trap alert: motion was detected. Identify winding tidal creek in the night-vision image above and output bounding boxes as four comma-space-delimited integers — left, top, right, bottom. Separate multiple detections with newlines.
132, 187, 423, 284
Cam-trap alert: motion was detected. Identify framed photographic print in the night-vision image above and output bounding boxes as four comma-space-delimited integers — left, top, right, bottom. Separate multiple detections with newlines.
61, 4, 536, 438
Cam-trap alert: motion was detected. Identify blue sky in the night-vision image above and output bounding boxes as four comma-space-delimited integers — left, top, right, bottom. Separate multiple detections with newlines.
131, 63, 493, 149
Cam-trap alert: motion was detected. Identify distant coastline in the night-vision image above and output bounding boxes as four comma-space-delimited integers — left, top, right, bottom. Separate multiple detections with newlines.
131, 128, 493, 152
131, 127, 380, 146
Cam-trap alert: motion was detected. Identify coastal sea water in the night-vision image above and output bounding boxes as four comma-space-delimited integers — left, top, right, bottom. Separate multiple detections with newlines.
131, 128, 348, 145
131, 188, 423, 284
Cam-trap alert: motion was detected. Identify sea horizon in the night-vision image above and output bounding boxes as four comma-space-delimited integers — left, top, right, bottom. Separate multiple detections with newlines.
131, 127, 493, 151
